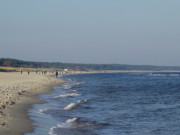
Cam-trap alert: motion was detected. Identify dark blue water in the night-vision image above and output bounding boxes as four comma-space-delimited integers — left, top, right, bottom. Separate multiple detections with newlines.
25, 72, 180, 135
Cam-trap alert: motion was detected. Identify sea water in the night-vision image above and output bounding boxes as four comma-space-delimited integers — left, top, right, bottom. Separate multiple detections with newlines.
25, 72, 180, 135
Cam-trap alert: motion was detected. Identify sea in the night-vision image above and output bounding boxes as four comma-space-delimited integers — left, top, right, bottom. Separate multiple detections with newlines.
25, 72, 180, 135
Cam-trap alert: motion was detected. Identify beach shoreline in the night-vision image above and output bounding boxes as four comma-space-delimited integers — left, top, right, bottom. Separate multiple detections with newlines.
0, 72, 65, 135
1, 70, 180, 134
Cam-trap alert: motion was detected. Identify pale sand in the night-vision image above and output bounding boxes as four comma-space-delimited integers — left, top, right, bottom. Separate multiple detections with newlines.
0, 72, 65, 135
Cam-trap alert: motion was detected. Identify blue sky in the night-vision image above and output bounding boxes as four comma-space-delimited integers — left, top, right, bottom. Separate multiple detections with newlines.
0, 0, 180, 66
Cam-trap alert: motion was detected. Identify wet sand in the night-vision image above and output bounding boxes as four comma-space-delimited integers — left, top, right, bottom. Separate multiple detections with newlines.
0, 72, 65, 135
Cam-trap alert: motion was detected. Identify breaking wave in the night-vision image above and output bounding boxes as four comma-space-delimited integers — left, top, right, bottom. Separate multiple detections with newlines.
77, 99, 88, 104
64, 103, 78, 110
38, 108, 48, 114
53, 93, 81, 98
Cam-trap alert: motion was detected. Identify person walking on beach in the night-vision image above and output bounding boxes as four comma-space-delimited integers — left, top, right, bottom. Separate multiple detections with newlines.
28, 71, 30, 75
20, 69, 22, 74
56, 71, 58, 78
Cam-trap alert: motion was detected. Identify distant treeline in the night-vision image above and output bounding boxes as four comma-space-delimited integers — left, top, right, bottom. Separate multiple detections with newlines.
1, 58, 180, 71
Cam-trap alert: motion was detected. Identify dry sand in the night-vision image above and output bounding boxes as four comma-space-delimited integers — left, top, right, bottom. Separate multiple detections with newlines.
0, 72, 65, 135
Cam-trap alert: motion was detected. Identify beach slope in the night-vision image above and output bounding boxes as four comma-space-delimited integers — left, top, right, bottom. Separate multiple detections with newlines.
0, 72, 64, 135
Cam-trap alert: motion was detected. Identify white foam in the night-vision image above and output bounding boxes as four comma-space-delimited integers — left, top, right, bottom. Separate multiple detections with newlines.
80, 82, 85, 84
49, 126, 57, 135
57, 123, 65, 128
57, 123, 70, 128
63, 81, 85, 90
49, 118, 78, 134
70, 89, 77, 92
77, 99, 88, 104
64, 103, 77, 110
51, 118, 80, 130
149, 73, 180, 77
57, 121, 73, 128
75, 82, 85, 85
38, 108, 48, 114
53, 93, 81, 98
64, 84, 72, 89
56, 118, 78, 128
66, 117, 78, 123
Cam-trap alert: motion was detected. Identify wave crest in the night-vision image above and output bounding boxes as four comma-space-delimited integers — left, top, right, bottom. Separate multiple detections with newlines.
64, 103, 78, 110
53, 93, 81, 98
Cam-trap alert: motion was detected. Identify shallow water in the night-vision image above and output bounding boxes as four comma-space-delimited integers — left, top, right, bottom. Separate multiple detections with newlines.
25, 72, 180, 135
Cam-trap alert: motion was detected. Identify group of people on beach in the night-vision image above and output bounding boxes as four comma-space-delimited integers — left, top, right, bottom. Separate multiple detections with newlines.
20, 70, 30, 75
35, 70, 47, 75
20, 69, 59, 78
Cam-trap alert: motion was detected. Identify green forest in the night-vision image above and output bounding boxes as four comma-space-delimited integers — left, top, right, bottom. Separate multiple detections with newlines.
1, 58, 180, 71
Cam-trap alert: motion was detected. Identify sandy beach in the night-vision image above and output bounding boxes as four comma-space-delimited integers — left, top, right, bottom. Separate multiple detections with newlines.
0, 72, 65, 135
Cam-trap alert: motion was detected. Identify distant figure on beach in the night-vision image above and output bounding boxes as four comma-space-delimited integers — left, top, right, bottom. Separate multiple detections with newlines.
20, 69, 22, 74
43, 70, 47, 75
56, 71, 58, 78
28, 71, 30, 75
